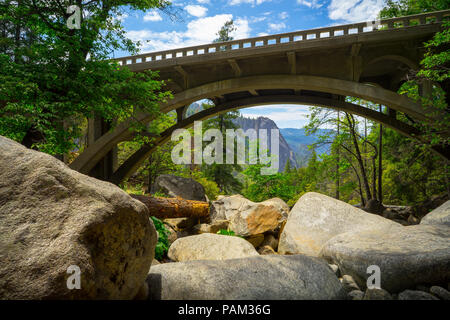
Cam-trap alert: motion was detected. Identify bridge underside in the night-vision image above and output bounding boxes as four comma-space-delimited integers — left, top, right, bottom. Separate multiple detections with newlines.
67, 14, 450, 183
107, 90, 449, 184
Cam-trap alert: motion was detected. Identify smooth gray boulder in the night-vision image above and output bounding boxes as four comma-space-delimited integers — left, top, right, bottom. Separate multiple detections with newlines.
398, 290, 439, 300
430, 286, 450, 300
278, 192, 401, 256
167, 233, 259, 262
147, 255, 347, 300
0, 136, 156, 299
421, 200, 450, 226
363, 288, 393, 300
210, 195, 289, 237
151, 174, 206, 201
320, 224, 450, 293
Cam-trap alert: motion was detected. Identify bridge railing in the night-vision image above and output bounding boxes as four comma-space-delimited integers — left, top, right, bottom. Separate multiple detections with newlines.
117, 10, 450, 66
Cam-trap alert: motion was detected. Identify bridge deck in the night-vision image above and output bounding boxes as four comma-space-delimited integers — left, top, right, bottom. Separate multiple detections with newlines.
117, 10, 449, 71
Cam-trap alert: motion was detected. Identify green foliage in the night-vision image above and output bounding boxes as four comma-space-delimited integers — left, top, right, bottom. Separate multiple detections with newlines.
216, 229, 236, 236
242, 163, 297, 203
150, 216, 170, 260
216, 229, 243, 238
213, 20, 236, 43
0, 1, 172, 155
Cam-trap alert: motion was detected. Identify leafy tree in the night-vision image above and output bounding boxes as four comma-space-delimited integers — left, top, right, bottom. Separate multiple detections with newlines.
214, 20, 236, 43
0, 0, 172, 156
198, 20, 243, 194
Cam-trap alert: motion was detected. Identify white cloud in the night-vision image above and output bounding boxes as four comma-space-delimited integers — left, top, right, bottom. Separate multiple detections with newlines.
279, 12, 289, 20
328, 0, 384, 23
197, 0, 210, 3
268, 22, 286, 32
249, 16, 267, 23
143, 10, 162, 22
240, 105, 311, 128
297, 0, 323, 9
185, 5, 208, 17
127, 15, 251, 52
229, 0, 271, 6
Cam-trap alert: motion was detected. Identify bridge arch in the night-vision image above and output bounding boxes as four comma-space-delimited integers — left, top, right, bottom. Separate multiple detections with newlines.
108, 93, 447, 185
69, 74, 430, 176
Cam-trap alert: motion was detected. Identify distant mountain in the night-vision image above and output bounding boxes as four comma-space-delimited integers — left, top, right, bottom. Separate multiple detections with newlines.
233, 116, 297, 172
185, 102, 204, 118
280, 128, 331, 167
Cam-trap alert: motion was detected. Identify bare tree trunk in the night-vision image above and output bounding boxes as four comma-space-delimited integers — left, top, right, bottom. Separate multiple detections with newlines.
378, 105, 383, 202
346, 113, 372, 201
336, 111, 340, 200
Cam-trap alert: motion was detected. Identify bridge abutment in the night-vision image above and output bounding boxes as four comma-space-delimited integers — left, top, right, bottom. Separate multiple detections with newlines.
87, 117, 118, 181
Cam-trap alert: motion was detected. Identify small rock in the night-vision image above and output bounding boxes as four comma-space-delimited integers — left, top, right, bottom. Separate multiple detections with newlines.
341, 275, 360, 292
152, 259, 160, 266
430, 286, 450, 300
258, 245, 276, 255
246, 234, 265, 248
398, 290, 439, 300
168, 233, 259, 262
328, 264, 340, 277
363, 288, 393, 300
348, 290, 364, 300
164, 224, 177, 245
192, 220, 230, 234
407, 214, 420, 225
164, 217, 197, 231
260, 233, 279, 251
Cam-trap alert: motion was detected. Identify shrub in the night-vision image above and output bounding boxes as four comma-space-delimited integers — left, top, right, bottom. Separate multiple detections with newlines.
150, 216, 170, 260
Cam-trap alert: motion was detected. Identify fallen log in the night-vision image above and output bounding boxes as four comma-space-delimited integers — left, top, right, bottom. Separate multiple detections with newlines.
130, 194, 210, 219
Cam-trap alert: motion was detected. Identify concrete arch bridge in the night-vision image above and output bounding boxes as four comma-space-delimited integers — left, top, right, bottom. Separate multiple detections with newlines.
68, 10, 450, 183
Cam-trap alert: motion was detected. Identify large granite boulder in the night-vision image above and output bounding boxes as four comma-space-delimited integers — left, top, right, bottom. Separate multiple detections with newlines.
150, 174, 206, 201
320, 224, 450, 292
147, 255, 347, 300
0, 136, 157, 299
167, 233, 258, 262
210, 195, 289, 237
278, 192, 401, 256
420, 200, 450, 227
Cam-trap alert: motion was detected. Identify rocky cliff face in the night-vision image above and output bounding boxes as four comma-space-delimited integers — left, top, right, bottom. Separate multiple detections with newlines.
233, 116, 297, 172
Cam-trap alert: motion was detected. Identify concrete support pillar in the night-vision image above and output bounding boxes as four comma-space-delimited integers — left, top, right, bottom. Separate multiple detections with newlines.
87, 117, 118, 181
387, 107, 397, 120
176, 106, 185, 123
418, 80, 432, 99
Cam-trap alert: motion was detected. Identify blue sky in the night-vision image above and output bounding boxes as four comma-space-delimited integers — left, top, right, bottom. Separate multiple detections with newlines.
117, 0, 385, 128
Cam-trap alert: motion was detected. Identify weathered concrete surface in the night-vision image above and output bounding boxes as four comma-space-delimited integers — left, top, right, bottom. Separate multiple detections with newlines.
147, 255, 347, 300
320, 224, 450, 293
168, 233, 259, 262
0, 136, 156, 299
278, 192, 400, 256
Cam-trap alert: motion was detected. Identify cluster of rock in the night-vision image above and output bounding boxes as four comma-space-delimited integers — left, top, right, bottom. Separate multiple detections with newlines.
160, 193, 288, 258
151, 191, 450, 300
0, 135, 449, 300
